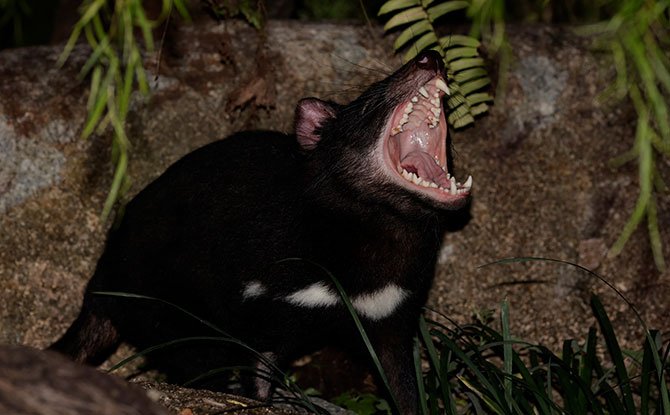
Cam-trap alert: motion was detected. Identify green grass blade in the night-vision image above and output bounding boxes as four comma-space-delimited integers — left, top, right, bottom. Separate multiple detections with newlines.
500, 300, 512, 413
458, 376, 505, 414
171, 0, 191, 21
590, 294, 636, 414
78, 35, 110, 78
413, 336, 429, 415
639, 330, 657, 415
432, 330, 506, 413
132, 0, 154, 52
81, 70, 111, 138
93, 291, 231, 336
646, 196, 666, 269
418, 315, 441, 379
86, 65, 103, 111
93, 291, 323, 412
577, 327, 597, 412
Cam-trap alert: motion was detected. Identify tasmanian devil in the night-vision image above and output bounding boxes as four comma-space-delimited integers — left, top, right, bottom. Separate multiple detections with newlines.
50, 51, 472, 413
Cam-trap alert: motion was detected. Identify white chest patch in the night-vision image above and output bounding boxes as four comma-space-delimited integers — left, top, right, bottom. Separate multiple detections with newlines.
242, 281, 266, 299
284, 282, 339, 307
283, 281, 408, 321
352, 284, 408, 321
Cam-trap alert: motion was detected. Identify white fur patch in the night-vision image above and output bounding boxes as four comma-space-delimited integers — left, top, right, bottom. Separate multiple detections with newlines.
283, 281, 408, 321
352, 284, 408, 321
284, 282, 339, 308
242, 281, 266, 299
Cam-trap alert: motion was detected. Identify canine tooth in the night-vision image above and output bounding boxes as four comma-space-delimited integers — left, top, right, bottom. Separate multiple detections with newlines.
419, 87, 429, 98
463, 175, 472, 189
436, 78, 450, 95
449, 177, 457, 195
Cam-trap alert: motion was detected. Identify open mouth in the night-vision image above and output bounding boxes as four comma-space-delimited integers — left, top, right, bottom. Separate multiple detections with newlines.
383, 77, 472, 204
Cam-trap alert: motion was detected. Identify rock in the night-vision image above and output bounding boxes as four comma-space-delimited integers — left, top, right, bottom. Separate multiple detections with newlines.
0, 17, 668, 406
0, 344, 167, 415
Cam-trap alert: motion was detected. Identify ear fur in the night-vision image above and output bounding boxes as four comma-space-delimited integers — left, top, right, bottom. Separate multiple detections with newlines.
295, 98, 336, 150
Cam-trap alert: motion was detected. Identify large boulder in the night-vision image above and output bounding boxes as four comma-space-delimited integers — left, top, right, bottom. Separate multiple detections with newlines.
0, 17, 667, 385
0, 344, 167, 415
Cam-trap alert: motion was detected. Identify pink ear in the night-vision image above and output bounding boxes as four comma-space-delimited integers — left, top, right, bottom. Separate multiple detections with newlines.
295, 99, 336, 150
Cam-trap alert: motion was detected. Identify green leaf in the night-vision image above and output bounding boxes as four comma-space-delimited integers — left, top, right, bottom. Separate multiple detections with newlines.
460, 77, 491, 95
455, 67, 488, 83
427, 1, 469, 21
450, 110, 474, 128
440, 34, 481, 48
469, 102, 488, 116
464, 89, 492, 104
378, 0, 420, 15
172, 0, 191, 21
383, 6, 427, 31
449, 57, 485, 71
81, 67, 113, 139
133, 1, 154, 52
87, 65, 103, 112
404, 32, 438, 61
445, 46, 479, 62
394, 20, 431, 51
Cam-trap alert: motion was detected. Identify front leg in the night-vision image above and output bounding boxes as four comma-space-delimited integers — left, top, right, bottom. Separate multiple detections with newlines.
369, 326, 420, 415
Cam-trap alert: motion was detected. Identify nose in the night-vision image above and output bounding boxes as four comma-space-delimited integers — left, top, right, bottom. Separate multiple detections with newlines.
415, 50, 445, 73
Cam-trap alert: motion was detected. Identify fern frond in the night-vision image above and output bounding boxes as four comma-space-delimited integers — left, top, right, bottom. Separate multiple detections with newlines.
379, 0, 494, 129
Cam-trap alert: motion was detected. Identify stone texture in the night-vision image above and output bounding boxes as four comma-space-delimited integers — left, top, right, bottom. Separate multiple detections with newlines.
0, 17, 668, 411
0, 344, 167, 415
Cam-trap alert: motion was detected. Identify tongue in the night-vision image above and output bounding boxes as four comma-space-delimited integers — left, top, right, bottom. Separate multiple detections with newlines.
400, 151, 449, 188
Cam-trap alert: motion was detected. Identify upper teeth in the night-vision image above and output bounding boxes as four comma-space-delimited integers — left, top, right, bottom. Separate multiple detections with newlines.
400, 165, 473, 195
435, 78, 450, 95
390, 78, 448, 136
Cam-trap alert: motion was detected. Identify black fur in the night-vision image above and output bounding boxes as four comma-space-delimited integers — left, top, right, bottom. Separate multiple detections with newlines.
50, 51, 470, 414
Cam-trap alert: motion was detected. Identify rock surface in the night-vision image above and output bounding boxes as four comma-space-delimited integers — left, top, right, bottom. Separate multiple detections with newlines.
0, 17, 668, 412
0, 344, 167, 415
